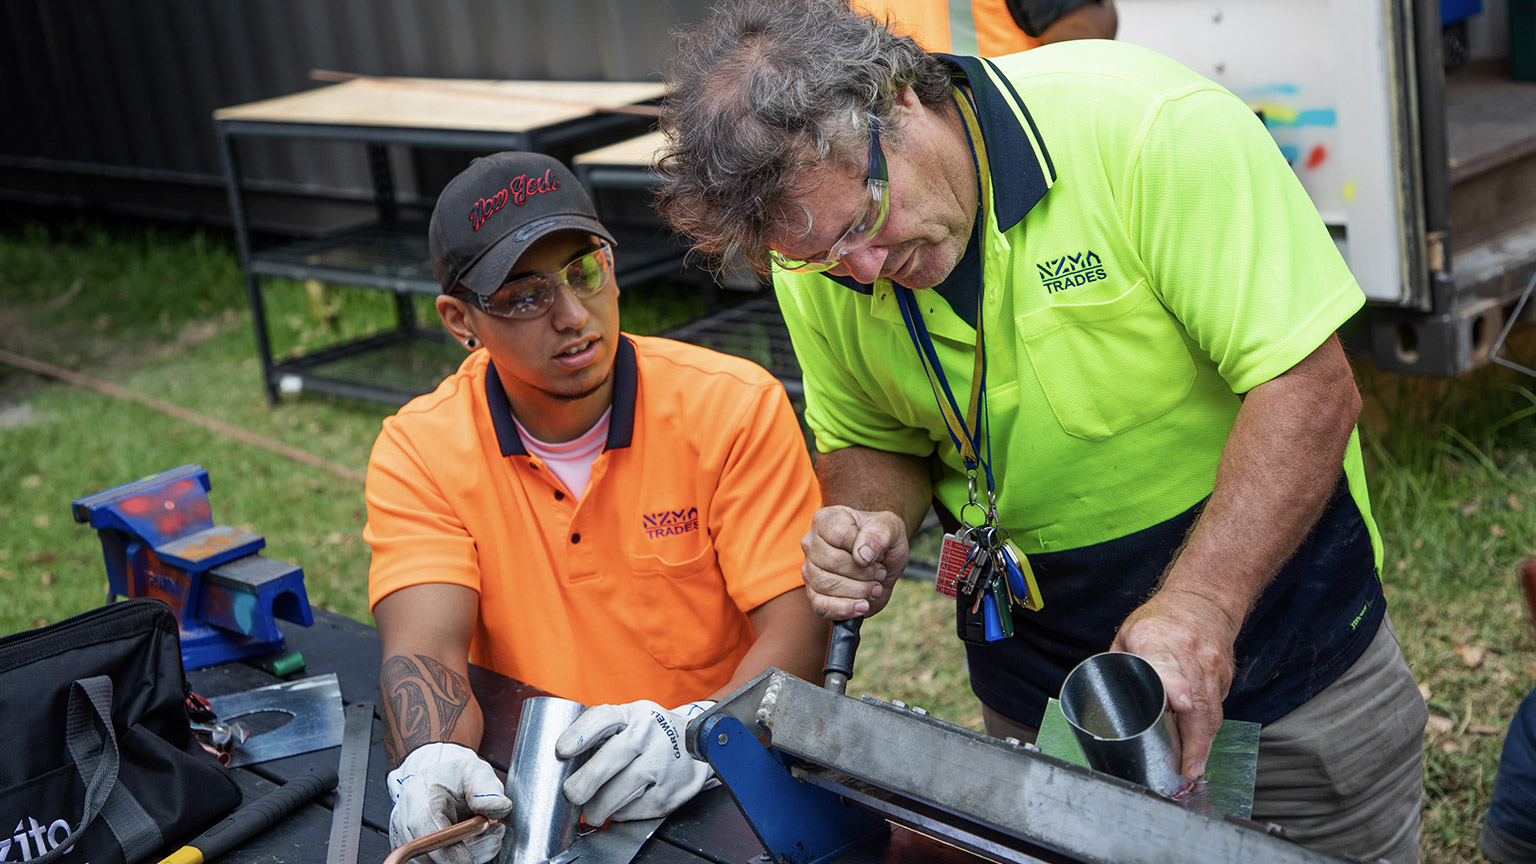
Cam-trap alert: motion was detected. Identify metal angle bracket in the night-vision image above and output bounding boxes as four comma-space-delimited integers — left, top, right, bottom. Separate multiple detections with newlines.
694, 713, 888, 864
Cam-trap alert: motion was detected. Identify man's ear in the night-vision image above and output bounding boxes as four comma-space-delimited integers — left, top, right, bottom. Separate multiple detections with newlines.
436, 294, 477, 348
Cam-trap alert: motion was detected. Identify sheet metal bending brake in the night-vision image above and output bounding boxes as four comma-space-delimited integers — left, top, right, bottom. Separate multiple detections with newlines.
685, 669, 1361, 864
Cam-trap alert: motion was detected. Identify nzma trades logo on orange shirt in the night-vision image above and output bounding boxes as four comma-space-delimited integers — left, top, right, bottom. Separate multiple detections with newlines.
643, 508, 699, 539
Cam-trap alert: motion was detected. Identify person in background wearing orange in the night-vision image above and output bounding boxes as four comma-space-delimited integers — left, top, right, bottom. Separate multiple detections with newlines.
855, 0, 1117, 56
366, 152, 827, 864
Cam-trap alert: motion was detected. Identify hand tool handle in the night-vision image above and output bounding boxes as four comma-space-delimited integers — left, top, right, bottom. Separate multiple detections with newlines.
822, 618, 864, 694
157, 766, 339, 864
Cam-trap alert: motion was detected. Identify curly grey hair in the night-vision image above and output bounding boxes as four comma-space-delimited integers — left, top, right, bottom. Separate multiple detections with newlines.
656, 0, 953, 273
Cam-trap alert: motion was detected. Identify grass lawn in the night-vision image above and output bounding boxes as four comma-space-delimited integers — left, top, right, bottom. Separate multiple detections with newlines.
3, 218, 1534, 863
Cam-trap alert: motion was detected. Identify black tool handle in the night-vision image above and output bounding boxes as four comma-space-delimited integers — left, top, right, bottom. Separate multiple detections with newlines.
822, 618, 864, 694
192, 766, 338, 861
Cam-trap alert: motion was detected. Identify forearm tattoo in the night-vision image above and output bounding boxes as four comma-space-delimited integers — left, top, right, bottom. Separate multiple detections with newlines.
381, 653, 472, 766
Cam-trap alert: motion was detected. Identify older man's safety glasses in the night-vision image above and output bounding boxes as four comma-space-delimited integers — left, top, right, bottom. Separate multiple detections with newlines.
454, 244, 614, 319
770, 118, 890, 274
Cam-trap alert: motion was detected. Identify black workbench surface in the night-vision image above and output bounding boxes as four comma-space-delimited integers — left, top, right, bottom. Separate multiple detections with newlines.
185, 609, 979, 864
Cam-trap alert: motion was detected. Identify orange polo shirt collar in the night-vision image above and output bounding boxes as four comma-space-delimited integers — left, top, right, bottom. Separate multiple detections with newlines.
486, 335, 638, 458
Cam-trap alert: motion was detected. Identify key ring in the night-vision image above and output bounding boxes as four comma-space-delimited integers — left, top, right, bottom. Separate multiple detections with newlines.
959, 471, 989, 529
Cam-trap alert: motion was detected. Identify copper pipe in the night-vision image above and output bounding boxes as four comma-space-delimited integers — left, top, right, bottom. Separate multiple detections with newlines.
381, 816, 498, 864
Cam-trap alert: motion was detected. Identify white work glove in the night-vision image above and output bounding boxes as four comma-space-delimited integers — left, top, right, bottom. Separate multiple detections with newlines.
556, 700, 717, 824
386, 742, 512, 864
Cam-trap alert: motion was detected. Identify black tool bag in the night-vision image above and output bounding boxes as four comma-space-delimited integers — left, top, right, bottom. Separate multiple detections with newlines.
0, 598, 243, 864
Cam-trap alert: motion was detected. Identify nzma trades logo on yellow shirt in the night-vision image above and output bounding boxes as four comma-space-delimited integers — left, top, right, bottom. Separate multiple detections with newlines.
1037, 251, 1107, 294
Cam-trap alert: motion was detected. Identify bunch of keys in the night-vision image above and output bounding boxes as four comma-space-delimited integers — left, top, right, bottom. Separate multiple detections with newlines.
934, 522, 1043, 645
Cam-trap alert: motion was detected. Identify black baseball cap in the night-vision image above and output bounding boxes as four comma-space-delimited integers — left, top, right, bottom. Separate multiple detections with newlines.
428, 152, 617, 295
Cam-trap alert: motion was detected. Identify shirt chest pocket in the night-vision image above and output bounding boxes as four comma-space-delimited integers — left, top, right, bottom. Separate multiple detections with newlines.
626, 544, 746, 670
1015, 281, 1196, 441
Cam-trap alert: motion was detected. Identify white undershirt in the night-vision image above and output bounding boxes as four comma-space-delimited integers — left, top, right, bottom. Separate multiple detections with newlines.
512, 408, 611, 501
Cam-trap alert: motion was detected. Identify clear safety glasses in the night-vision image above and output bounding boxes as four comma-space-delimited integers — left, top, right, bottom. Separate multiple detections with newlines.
770, 118, 890, 274
455, 244, 614, 319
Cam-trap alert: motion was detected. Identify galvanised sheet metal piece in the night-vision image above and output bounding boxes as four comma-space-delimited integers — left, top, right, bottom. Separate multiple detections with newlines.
698, 670, 1346, 864
554, 817, 666, 864
503, 697, 587, 864
1037, 698, 1261, 820
207, 673, 345, 768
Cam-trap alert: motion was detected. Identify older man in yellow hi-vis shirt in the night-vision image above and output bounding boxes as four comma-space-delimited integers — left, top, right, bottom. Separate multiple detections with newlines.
654, 1, 1425, 861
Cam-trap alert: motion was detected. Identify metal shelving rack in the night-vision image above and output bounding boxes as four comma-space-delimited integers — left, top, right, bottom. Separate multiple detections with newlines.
215, 78, 671, 405
660, 296, 804, 398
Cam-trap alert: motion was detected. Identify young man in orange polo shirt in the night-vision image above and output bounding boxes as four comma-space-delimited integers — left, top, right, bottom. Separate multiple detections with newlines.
365, 152, 827, 864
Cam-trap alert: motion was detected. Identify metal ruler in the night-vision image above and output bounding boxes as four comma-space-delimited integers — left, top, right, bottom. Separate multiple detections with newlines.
327, 700, 374, 864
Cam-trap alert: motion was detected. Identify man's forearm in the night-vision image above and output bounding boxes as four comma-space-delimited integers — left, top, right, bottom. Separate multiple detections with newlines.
719, 589, 830, 697
1110, 337, 1361, 778
816, 446, 933, 537
380, 652, 486, 767
1160, 336, 1361, 625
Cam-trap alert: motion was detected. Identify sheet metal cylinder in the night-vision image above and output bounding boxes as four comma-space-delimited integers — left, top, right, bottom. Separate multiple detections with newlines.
1059, 651, 1188, 798
502, 696, 588, 864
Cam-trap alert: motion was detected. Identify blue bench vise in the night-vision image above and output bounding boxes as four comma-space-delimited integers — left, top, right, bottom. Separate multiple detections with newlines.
72, 464, 314, 670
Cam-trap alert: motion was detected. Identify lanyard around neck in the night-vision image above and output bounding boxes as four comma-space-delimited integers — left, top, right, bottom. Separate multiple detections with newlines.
895, 85, 996, 497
